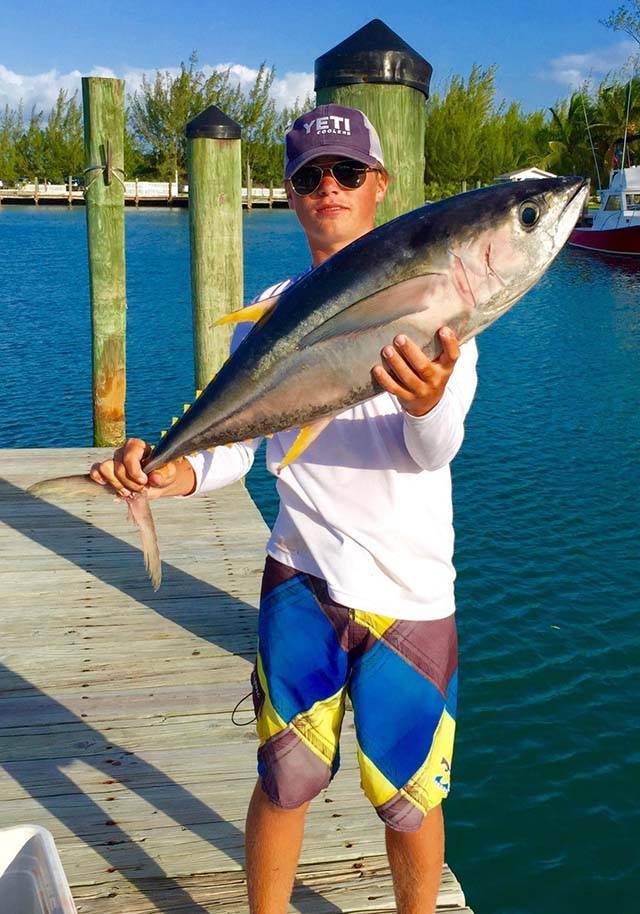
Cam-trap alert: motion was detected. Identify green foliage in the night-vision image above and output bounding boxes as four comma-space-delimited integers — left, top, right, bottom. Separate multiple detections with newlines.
601, 1, 640, 45
128, 51, 244, 179
0, 104, 23, 184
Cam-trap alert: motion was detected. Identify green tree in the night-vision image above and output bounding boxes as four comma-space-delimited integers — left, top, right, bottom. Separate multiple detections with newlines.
0, 104, 23, 185
593, 77, 640, 168
602, 1, 640, 45
424, 65, 499, 190
42, 89, 83, 182
15, 106, 47, 180
129, 51, 244, 179
543, 90, 600, 178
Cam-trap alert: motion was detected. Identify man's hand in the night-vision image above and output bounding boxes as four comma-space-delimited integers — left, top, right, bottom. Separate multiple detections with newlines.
372, 327, 460, 417
89, 438, 195, 499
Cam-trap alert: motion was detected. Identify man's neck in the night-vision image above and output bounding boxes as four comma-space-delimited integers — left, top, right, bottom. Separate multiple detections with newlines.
309, 225, 375, 266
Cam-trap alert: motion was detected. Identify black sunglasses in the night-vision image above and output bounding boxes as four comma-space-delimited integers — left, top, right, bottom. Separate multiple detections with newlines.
290, 160, 375, 196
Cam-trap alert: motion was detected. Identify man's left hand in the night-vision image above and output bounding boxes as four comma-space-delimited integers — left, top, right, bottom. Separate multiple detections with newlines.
372, 327, 460, 417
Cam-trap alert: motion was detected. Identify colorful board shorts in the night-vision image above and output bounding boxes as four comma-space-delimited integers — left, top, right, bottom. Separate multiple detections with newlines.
251, 557, 458, 832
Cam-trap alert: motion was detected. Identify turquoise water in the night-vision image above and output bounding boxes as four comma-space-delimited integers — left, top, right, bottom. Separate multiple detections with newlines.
1, 207, 638, 912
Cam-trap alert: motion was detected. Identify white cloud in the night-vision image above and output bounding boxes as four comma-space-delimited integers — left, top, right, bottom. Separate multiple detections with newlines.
542, 40, 638, 89
0, 61, 314, 115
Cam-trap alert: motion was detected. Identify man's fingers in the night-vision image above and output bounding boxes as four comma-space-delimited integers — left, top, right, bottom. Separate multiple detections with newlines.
89, 462, 108, 485
381, 341, 430, 392
372, 363, 413, 399
393, 335, 432, 376
122, 438, 150, 486
91, 460, 130, 496
436, 327, 460, 367
147, 462, 178, 489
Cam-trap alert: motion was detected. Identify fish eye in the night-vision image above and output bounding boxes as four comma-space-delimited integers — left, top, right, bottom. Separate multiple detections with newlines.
519, 201, 540, 228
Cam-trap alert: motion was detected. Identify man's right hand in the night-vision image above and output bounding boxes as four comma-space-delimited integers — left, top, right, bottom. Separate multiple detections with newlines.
89, 438, 196, 499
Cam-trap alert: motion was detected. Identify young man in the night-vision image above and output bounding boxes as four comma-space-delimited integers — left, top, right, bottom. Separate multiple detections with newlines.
91, 104, 478, 914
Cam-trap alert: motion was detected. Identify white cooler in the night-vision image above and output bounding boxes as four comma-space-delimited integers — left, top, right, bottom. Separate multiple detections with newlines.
0, 826, 77, 914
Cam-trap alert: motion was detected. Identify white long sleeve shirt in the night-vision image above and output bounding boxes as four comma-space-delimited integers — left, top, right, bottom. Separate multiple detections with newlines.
186, 276, 478, 620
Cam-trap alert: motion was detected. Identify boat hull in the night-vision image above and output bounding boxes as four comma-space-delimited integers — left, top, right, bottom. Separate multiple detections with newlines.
569, 224, 640, 255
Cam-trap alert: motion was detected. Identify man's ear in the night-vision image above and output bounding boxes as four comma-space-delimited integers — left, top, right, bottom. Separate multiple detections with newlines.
375, 170, 389, 204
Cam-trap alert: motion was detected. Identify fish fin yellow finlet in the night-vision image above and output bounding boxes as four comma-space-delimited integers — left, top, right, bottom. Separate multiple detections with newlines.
213, 294, 280, 327
183, 403, 190, 413
171, 416, 179, 426
195, 389, 203, 397
277, 417, 334, 474
160, 429, 167, 438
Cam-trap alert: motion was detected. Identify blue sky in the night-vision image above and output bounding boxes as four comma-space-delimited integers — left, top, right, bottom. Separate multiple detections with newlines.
1, 0, 637, 113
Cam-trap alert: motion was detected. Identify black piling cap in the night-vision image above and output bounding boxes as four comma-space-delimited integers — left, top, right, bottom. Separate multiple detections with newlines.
315, 19, 432, 98
185, 106, 241, 140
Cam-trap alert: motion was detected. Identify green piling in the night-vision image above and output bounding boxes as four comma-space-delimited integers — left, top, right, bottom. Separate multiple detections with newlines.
82, 76, 127, 447
185, 107, 243, 391
315, 19, 432, 224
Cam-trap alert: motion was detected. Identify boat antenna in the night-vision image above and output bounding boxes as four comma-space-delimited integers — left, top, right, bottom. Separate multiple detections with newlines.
581, 93, 602, 191
620, 78, 633, 171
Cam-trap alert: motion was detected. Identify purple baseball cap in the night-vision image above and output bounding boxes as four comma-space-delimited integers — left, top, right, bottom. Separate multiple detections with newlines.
284, 104, 385, 180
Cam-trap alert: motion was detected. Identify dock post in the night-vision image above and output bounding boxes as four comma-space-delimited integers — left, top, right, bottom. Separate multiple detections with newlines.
67, 174, 73, 206
34, 176, 39, 205
185, 106, 243, 390
246, 160, 252, 210
315, 18, 432, 224
81, 76, 127, 447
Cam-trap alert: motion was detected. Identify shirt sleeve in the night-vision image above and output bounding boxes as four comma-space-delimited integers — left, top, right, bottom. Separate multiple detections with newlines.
184, 439, 263, 494
402, 338, 478, 472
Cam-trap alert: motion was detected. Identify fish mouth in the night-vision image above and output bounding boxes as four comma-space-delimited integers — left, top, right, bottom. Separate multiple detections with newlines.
560, 177, 589, 217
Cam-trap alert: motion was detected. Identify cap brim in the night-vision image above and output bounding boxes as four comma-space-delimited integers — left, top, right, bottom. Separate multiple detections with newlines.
286, 145, 381, 180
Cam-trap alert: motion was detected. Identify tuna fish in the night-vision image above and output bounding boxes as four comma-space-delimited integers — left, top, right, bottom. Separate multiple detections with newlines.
29, 176, 589, 587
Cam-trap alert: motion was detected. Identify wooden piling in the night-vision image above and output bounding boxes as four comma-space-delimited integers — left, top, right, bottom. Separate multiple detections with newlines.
82, 76, 127, 447
315, 18, 432, 224
246, 160, 253, 211
185, 106, 243, 391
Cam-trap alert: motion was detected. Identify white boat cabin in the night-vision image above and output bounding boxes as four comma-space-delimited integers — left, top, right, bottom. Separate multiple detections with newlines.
593, 166, 640, 224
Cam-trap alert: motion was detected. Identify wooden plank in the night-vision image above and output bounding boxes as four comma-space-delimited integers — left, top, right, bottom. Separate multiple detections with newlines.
0, 450, 472, 913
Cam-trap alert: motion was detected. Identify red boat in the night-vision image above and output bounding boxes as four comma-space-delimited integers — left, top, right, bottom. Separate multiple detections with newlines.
569, 137, 640, 256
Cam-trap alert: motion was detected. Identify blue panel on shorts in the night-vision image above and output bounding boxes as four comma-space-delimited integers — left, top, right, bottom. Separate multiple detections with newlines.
351, 639, 445, 789
259, 575, 348, 724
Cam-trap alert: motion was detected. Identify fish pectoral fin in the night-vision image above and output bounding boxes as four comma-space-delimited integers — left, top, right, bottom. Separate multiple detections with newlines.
277, 416, 334, 473
297, 274, 443, 348
213, 294, 280, 327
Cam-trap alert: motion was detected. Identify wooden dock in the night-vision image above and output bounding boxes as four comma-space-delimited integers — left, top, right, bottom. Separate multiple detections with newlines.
0, 185, 289, 209
0, 448, 473, 914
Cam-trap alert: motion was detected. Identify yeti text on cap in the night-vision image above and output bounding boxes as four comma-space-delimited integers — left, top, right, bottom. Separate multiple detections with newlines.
303, 115, 351, 136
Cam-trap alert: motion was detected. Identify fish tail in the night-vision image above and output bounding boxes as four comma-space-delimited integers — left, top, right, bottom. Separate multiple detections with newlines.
29, 474, 162, 590
126, 492, 162, 591
28, 474, 107, 498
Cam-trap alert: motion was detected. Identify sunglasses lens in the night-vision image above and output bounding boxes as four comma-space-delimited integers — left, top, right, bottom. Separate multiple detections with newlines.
291, 166, 322, 196
333, 162, 368, 189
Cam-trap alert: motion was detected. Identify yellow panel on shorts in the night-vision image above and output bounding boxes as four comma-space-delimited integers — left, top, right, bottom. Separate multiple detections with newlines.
402, 708, 456, 813
356, 740, 399, 807
292, 687, 346, 765
353, 609, 395, 641
255, 654, 287, 745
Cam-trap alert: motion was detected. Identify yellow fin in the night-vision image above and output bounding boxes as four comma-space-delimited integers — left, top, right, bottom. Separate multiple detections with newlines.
183, 403, 190, 413
195, 389, 203, 397
213, 294, 280, 327
160, 429, 167, 438
171, 416, 179, 426
277, 417, 333, 473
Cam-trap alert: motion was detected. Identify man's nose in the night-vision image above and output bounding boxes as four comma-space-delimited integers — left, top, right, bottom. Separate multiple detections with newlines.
317, 172, 340, 193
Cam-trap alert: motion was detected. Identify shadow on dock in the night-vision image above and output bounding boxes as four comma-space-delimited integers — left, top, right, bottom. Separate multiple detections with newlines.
0, 478, 342, 913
